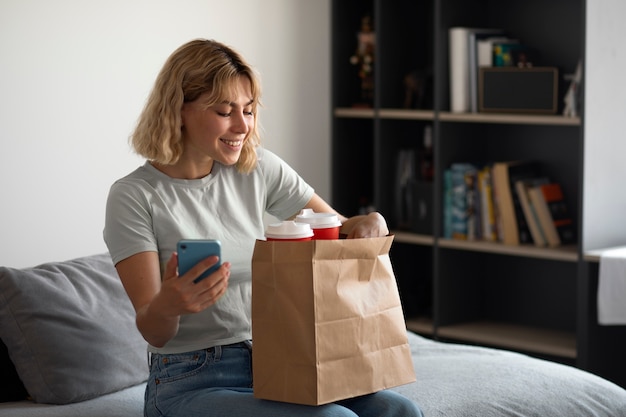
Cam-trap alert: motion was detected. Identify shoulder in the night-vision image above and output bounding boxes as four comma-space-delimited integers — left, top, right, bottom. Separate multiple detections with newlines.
256, 146, 283, 167
111, 162, 153, 185
106, 163, 159, 205
255, 146, 300, 174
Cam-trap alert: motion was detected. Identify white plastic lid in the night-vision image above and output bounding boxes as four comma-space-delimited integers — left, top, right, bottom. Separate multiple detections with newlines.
295, 209, 342, 228
265, 221, 314, 239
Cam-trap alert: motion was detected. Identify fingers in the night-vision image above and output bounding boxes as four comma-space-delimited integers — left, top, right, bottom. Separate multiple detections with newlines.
163, 252, 179, 281
347, 213, 389, 239
160, 255, 230, 315
180, 255, 221, 283
187, 262, 231, 312
197, 262, 230, 295
196, 267, 230, 309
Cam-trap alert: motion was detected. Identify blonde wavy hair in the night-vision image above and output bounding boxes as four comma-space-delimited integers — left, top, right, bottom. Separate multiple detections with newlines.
131, 39, 262, 173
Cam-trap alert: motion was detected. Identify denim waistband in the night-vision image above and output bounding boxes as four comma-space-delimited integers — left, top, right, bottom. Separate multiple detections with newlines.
148, 340, 252, 366
212, 340, 252, 351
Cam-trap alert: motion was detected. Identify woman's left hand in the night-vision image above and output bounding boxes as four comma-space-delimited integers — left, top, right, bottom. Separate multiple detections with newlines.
345, 211, 389, 239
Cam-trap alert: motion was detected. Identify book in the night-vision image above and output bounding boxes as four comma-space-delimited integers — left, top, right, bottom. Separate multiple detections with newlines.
528, 183, 576, 247
395, 149, 417, 230
491, 161, 541, 245
442, 168, 453, 238
514, 177, 551, 247
493, 42, 536, 67
464, 168, 480, 240
468, 30, 504, 112
478, 166, 497, 241
449, 27, 472, 113
449, 163, 477, 240
449, 27, 502, 113
477, 36, 517, 67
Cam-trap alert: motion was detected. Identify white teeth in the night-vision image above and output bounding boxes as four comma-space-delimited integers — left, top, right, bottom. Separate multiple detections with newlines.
222, 139, 241, 146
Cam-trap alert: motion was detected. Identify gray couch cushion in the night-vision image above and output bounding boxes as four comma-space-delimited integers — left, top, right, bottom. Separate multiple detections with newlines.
0, 254, 148, 404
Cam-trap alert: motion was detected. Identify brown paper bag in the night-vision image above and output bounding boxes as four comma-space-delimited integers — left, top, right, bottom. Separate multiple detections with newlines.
251, 235, 416, 405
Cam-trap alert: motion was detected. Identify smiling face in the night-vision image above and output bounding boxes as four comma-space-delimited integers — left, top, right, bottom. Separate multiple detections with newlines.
179, 76, 256, 175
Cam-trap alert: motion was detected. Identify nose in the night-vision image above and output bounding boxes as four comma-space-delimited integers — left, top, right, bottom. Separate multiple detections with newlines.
231, 111, 250, 134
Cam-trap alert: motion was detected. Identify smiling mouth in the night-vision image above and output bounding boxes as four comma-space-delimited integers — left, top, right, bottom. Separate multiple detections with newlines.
221, 139, 242, 147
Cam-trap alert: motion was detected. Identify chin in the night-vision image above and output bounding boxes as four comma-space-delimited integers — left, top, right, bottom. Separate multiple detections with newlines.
219, 156, 240, 166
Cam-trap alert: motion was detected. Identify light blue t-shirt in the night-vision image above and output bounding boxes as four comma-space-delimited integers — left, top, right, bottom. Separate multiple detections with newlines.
103, 147, 314, 354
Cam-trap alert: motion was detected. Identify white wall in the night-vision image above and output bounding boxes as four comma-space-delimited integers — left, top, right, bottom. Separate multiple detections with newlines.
0, 0, 330, 267
583, 0, 626, 251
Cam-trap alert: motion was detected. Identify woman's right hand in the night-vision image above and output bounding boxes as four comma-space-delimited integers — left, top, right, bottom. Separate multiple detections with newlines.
115, 251, 230, 348
157, 252, 231, 316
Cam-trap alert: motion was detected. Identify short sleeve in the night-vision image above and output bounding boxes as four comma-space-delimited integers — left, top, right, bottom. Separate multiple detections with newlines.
257, 148, 315, 220
103, 180, 158, 265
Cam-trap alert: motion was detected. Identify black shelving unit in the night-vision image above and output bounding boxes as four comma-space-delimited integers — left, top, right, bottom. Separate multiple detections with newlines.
331, 0, 626, 388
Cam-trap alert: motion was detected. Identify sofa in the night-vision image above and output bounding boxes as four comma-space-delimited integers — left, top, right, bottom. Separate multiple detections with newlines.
1, 253, 626, 417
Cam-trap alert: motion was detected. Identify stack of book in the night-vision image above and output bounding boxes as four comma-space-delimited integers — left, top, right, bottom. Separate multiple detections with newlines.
449, 27, 534, 113
442, 160, 576, 247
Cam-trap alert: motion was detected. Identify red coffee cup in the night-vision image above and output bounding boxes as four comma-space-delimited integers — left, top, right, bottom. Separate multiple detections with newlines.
265, 221, 314, 241
295, 209, 342, 240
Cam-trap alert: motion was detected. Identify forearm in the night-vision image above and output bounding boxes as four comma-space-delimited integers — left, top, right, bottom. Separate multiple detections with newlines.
136, 299, 180, 348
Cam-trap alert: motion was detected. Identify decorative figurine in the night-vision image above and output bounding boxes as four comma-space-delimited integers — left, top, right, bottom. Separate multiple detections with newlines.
403, 68, 432, 109
563, 60, 582, 118
350, 15, 375, 107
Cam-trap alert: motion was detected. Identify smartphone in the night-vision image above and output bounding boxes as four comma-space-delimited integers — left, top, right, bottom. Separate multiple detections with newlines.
177, 239, 222, 283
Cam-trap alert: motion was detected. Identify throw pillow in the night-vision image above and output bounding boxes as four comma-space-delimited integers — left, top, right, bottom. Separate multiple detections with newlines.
0, 253, 148, 404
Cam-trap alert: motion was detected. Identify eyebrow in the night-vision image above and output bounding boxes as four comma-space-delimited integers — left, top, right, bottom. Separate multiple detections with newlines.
220, 99, 254, 107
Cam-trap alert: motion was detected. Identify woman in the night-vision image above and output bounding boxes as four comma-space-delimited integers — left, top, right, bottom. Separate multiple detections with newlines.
104, 39, 423, 417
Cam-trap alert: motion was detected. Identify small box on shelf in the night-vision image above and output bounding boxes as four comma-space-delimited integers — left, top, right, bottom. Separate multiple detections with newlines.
479, 67, 558, 114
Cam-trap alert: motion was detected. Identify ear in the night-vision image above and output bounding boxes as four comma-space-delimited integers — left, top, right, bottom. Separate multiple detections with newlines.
180, 102, 191, 128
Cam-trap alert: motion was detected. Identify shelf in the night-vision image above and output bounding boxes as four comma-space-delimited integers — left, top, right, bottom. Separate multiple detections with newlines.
405, 317, 435, 336
391, 231, 578, 262
437, 321, 577, 359
334, 108, 375, 118
438, 239, 578, 262
335, 108, 581, 126
584, 252, 601, 262
392, 231, 435, 246
334, 108, 435, 120
378, 109, 436, 120
439, 112, 581, 126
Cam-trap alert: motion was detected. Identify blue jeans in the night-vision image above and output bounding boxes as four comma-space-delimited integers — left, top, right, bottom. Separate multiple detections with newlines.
145, 341, 423, 417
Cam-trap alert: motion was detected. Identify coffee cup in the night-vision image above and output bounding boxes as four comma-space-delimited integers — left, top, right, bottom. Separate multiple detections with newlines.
295, 209, 342, 240
265, 221, 314, 241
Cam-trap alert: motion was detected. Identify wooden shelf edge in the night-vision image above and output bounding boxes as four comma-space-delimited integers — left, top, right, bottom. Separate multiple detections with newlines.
334, 108, 581, 126
439, 239, 579, 262
334, 108, 375, 118
334, 108, 436, 120
439, 111, 581, 126
406, 317, 435, 336
378, 109, 435, 120
437, 321, 577, 359
390, 231, 578, 262
584, 252, 601, 262
391, 231, 435, 246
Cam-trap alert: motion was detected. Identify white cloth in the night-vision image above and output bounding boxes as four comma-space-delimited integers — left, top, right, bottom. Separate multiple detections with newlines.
598, 246, 626, 325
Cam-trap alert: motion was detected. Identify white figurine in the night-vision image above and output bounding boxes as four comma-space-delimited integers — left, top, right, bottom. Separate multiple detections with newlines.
563, 60, 582, 117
